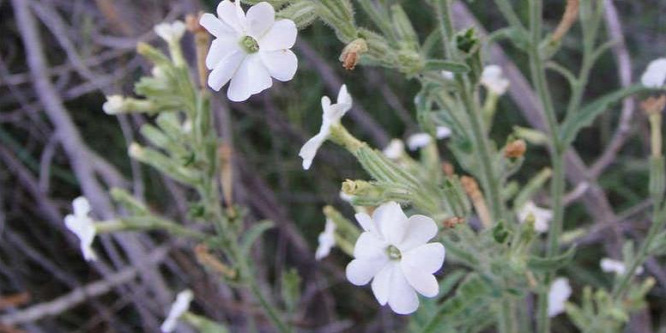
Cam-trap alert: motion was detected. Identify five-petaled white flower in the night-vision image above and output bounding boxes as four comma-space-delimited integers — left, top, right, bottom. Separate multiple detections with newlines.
641, 58, 666, 88
154, 21, 187, 44
200, 1, 298, 102
600, 258, 644, 276
481, 65, 510, 96
517, 201, 552, 234
299, 85, 353, 170
315, 219, 336, 260
406, 127, 451, 151
346, 202, 445, 315
64, 197, 97, 261
548, 277, 571, 317
383, 139, 405, 160
161, 289, 194, 333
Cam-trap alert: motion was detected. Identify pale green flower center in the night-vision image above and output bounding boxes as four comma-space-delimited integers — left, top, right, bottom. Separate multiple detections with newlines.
387, 245, 402, 261
240, 36, 259, 54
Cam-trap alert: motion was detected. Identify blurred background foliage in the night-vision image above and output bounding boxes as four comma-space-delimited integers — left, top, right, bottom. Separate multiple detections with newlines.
0, 0, 665, 332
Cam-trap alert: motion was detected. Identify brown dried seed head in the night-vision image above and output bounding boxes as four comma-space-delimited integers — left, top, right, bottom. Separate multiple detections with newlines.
504, 139, 527, 158
641, 95, 666, 116
443, 216, 465, 228
339, 39, 368, 71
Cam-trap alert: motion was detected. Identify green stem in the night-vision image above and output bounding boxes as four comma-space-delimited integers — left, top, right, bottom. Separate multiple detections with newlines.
498, 298, 516, 333
527, 1, 567, 332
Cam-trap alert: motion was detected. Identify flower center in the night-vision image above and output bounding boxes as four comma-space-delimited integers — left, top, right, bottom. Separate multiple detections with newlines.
386, 245, 402, 261
240, 36, 259, 54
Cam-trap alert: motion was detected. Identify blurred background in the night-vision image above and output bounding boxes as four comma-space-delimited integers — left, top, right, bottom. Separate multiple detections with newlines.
1, 0, 665, 332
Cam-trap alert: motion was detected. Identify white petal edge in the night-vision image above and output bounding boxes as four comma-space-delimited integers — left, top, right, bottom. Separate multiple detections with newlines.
259, 49, 298, 82
227, 55, 272, 102
387, 268, 419, 315
371, 263, 395, 305
208, 51, 245, 91
258, 19, 297, 51
398, 215, 439, 251
245, 2, 275, 38
401, 243, 446, 275
346, 257, 388, 286
373, 202, 409, 245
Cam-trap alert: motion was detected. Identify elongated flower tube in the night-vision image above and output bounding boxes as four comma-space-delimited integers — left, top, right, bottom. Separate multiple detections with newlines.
200, 1, 298, 101
346, 202, 445, 314
299, 85, 352, 170
64, 197, 97, 261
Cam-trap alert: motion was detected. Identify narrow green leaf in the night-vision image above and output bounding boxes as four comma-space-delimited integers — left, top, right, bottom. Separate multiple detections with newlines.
240, 220, 274, 256
423, 60, 470, 73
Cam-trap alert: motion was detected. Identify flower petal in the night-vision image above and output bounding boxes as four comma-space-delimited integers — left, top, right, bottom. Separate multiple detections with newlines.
258, 19, 297, 51
371, 263, 396, 305
398, 215, 438, 251
245, 2, 275, 38
206, 37, 242, 70
355, 212, 376, 232
72, 197, 90, 216
200, 13, 236, 38
401, 243, 446, 274
217, 0, 246, 34
353, 232, 387, 259
400, 264, 439, 298
227, 55, 272, 102
208, 51, 245, 91
387, 268, 419, 315
259, 49, 298, 82
373, 202, 409, 245
346, 257, 388, 286
337, 84, 352, 107
299, 133, 326, 170
548, 278, 571, 317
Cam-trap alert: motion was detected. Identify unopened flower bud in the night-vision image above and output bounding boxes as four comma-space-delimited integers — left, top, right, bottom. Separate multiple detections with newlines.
339, 39, 368, 71
504, 139, 527, 158
443, 216, 465, 228
154, 21, 187, 44
103, 95, 126, 114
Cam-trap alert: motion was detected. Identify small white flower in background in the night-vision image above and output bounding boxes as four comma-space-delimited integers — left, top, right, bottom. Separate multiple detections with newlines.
315, 219, 336, 260
406, 126, 451, 151
517, 201, 552, 233
299, 85, 353, 170
641, 58, 666, 88
103, 95, 126, 115
200, 0, 298, 102
441, 70, 454, 80
383, 139, 405, 160
64, 197, 97, 261
547, 277, 571, 317
161, 289, 194, 333
600, 258, 644, 275
346, 202, 445, 315
154, 21, 187, 44
481, 65, 510, 96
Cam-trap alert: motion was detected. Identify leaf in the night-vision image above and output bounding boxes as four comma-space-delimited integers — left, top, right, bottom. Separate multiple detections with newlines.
423, 60, 470, 73
559, 85, 651, 147
527, 245, 576, 272
240, 220, 274, 256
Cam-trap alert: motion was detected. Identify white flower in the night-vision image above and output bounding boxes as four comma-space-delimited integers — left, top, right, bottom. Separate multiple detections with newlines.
315, 219, 336, 260
481, 65, 510, 95
103, 95, 125, 115
154, 21, 187, 44
200, 1, 298, 102
641, 58, 666, 88
600, 258, 644, 275
517, 201, 552, 233
548, 278, 571, 317
441, 71, 454, 80
64, 197, 97, 261
161, 289, 194, 333
383, 139, 405, 160
299, 85, 353, 170
345, 202, 445, 315
406, 126, 451, 151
